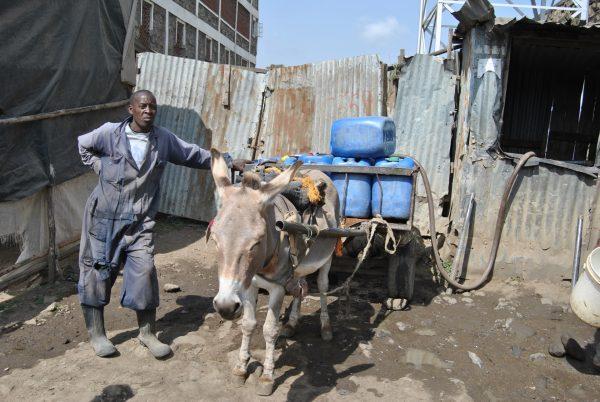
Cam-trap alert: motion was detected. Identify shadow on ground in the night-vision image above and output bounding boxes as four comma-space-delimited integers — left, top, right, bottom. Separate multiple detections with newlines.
0, 280, 78, 335
272, 297, 389, 401
566, 328, 600, 375
110, 294, 214, 348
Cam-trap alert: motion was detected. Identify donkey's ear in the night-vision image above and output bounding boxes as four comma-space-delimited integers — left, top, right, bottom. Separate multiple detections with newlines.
259, 161, 302, 204
211, 148, 231, 198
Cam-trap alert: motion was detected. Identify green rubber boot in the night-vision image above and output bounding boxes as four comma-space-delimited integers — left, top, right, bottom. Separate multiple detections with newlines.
136, 309, 171, 358
82, 305, 117, 357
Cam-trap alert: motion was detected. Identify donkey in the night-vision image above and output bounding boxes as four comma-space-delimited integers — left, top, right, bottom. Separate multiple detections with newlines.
208, 149, 340, 395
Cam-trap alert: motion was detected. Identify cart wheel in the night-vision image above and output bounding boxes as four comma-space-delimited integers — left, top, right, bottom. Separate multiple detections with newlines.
387, 247, 416, 302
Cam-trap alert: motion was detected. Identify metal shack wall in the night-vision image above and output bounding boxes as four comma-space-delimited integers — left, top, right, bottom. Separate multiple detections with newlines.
259, 55, 383, 156
136, 53, 264, 221
451, 25, 597, 281
392, 54, 457, 235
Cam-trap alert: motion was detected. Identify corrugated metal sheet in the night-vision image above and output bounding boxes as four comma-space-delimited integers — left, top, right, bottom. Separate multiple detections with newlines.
392, 54, 457, 234
136, 53, 382, 221
451, 24, 597, 280
259, 64, 315, 156
136, 53, 264, 221
259, 54, 383, 156
311, 55, 383, 152
456, 159, 595, 280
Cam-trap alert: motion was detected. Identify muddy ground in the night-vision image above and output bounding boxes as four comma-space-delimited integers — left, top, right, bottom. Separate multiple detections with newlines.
0, 216, 599, 401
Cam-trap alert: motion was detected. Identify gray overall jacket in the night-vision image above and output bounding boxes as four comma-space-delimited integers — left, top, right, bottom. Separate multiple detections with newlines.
77, 117, 229, 310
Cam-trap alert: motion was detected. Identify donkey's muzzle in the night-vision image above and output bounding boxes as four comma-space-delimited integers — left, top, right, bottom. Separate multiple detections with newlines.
213, 298, 242, 320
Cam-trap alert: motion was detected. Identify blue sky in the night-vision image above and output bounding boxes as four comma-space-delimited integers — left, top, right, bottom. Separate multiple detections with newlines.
256, 1, 421, 67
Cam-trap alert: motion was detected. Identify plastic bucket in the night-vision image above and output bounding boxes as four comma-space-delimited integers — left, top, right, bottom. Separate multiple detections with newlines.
570, 247, 600, 327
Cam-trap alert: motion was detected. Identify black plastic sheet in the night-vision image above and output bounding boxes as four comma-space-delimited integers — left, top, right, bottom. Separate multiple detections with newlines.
0, 0, 131, 201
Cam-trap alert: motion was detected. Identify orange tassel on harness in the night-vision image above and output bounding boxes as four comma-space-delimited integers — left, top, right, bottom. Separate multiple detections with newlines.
335, 238, 344, 257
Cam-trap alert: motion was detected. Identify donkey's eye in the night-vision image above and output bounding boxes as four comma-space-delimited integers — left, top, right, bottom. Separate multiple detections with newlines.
249, 242, 259, 252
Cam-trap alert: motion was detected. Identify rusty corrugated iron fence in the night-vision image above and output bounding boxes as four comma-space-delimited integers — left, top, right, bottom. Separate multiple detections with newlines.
137, 53, 264, 221
136, 52, 384, 221
260, 54, 383, 157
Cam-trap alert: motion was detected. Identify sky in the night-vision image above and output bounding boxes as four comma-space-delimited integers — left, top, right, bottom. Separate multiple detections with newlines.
256, 1, 421, 68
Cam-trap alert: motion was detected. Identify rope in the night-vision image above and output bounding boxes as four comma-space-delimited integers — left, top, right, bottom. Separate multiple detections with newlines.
326, 217, 396, 296
340, 174, 349, 219
372, 215, 398, 254
375, 173, 384, 214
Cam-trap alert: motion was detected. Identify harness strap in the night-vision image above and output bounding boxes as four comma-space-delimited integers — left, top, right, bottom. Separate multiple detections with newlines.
283, 211, 301, 269
262, 196, 297, 272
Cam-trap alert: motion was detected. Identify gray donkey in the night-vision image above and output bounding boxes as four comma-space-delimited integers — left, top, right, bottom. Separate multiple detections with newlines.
208, 149, 340, 395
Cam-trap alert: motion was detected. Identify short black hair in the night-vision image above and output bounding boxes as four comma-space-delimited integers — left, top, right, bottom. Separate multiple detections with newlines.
129, 90, 156, 105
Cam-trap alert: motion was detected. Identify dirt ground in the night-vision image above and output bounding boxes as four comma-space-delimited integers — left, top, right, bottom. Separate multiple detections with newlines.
0, 216, 599, 401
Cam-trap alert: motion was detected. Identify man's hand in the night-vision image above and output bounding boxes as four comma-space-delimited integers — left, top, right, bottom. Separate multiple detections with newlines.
232, 159, 251, 172
92, 159, 102, 175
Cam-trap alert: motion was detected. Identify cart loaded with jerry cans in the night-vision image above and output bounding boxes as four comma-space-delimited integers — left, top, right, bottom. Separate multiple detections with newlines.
243, 116, 535, 309
241, 116, 423, 310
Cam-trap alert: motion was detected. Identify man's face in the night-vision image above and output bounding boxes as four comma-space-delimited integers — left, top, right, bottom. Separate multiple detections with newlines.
129, 94, 157, 130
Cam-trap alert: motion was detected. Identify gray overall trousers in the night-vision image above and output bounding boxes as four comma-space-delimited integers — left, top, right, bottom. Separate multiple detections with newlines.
77, 117, 226, 310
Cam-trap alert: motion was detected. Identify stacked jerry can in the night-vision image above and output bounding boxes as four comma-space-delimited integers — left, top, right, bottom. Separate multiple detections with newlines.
329, 116, 413, 219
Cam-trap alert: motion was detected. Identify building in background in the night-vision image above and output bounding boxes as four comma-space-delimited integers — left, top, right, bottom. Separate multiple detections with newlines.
135, 0, 260, 67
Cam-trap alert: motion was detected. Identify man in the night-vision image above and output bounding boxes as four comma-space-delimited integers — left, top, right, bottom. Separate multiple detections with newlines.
77, 90, 245, 358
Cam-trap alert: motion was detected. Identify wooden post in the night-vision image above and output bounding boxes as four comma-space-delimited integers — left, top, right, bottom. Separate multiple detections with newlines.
0, 99, 128, 126
46, 165, 59, 282
397, 48, 406, 68
46, 186, 58, 282
447, 28, 454, 60
222, 64, 232, 107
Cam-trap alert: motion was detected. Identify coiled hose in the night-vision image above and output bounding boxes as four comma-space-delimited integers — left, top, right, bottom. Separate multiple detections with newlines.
400, 151, 536, 291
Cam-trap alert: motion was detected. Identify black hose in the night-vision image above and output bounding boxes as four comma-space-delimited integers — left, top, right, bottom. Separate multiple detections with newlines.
400, 151, 536, 291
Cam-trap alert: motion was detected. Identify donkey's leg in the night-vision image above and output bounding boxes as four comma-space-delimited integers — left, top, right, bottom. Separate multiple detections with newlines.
280, 297, 301, 338
253, 276, 285, 396
232, 285, 258, 384
318, 257, 333, 341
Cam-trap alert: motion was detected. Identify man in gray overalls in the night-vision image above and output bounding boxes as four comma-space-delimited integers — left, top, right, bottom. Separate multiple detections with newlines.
77, 90, 243, 358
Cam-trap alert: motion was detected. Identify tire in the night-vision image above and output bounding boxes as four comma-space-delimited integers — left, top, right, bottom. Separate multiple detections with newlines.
387, 246, 416, 301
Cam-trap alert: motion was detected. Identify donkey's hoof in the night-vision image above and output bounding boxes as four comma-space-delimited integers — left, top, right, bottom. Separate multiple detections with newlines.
232, 373, 247, 387
280, 324, 296, 338
231, 367, 247, 387
256, 376, 274, 396
321, 326, 333, 341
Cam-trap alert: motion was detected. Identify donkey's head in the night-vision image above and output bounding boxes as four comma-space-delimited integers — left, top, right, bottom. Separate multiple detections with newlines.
209, 149, 301, 320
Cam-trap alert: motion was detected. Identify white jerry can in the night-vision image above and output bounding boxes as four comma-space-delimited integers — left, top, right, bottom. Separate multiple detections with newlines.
571, 247, 600, 328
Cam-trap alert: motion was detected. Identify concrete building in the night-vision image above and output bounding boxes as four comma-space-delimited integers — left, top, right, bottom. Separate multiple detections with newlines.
135, 0, 259, 67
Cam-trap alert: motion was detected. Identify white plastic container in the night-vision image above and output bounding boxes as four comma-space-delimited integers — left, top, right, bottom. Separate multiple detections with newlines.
570, 247, 600, 327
